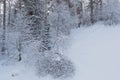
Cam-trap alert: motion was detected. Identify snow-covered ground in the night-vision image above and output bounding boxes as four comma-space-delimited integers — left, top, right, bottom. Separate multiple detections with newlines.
67, 24, 120, 80
1, 24, 120, 80
0, 62, 55, 80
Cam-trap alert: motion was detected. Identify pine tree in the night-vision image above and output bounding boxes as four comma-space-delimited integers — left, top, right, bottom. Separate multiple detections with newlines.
23, 0, 44, 40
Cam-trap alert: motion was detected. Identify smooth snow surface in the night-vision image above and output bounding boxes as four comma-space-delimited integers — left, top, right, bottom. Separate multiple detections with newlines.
67, 24, 120, 80
1, 24, 120, 80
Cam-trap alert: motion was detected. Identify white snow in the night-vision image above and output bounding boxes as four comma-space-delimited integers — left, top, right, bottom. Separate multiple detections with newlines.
67, 24, 120, 80
0, 62, 54, 80
1, 24, 120, 80
0, 63, 38, 80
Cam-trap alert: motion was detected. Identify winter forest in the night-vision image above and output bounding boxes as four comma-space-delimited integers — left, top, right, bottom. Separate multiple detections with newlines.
1, 0, 120, 80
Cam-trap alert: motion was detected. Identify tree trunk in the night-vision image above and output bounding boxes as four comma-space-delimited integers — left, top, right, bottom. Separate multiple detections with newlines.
90, 0, 94, 24
7, 0, 10, 26
1, 0, 6, 55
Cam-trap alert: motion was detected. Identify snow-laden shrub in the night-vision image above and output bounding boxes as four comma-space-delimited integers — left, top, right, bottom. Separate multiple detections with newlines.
35, 52, 75, 78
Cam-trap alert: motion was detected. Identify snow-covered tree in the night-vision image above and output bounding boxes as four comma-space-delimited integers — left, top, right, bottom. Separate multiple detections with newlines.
102, 0, 120, 24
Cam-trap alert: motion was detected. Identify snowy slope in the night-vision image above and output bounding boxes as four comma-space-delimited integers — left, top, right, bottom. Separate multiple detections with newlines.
67, 24, 120, 80
1, 24, 120, 80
